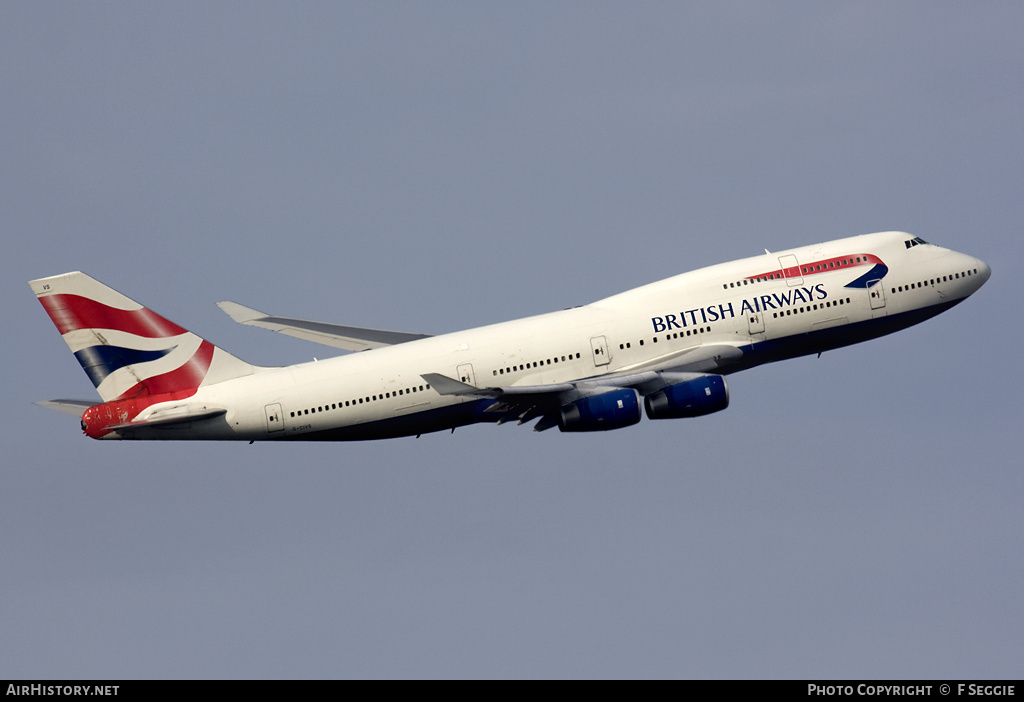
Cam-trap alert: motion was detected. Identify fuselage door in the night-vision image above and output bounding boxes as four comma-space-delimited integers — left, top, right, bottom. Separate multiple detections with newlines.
590, 336, 611, 367
265, 403, 284, 433
457, 363, 477, 386
778, 254, 804, 287
868, 280, 886, 311
747, 311, 766, 336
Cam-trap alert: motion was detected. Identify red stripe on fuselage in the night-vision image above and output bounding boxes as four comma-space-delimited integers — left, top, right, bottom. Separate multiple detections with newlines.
38, 294, 188, 338
746, 253, 883, 282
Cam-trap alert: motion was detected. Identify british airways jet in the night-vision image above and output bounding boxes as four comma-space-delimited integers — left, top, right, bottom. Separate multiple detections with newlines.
30, 231, 989, 441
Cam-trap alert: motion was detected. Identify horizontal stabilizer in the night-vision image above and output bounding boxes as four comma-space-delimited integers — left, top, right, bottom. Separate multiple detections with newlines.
218, 301, 432, 352
36, 399, 95, 418
106, 407, 227, 431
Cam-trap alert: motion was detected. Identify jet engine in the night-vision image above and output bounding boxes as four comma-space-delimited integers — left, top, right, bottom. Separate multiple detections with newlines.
644, 375, 729, 419
558, 388, 642, 432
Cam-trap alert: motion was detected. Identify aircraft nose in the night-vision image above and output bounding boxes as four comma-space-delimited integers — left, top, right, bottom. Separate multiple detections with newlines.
975, 257, 992, 286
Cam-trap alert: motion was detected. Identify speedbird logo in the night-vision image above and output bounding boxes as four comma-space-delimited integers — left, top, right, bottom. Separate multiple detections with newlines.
37, 293, 214, 401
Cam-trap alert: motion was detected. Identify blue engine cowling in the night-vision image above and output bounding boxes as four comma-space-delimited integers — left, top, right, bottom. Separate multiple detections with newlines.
559, 388, 642, 432
644, 375, 729, 419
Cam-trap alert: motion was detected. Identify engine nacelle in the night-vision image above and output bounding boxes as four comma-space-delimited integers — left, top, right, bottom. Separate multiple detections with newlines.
559, 388, 642, 432
644, 375, 729, 420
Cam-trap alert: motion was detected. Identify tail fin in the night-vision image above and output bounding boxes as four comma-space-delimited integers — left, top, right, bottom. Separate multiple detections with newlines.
30, 272, 256, 402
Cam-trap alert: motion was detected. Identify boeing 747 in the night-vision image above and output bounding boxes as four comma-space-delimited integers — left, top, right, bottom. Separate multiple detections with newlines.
30, 231, 990, 441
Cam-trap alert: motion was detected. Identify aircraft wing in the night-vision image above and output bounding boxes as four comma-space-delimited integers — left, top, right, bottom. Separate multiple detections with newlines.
422, 341, 746, 431
217, 301, 432, 352
423, 369, 714, 432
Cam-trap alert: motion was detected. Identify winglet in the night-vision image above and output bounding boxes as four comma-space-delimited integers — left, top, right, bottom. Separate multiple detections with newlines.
217, 301, 267, 324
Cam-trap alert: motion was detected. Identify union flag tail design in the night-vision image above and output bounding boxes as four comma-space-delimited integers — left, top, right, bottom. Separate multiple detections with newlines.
30, 272, 255, 402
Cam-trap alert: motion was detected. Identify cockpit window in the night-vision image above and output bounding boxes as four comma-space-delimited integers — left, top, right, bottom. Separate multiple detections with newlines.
905, 237, 929, 248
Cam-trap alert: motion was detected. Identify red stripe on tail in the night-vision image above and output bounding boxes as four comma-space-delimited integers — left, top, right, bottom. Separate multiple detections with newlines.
39, 294, 188, 338
114, 341, 216, 400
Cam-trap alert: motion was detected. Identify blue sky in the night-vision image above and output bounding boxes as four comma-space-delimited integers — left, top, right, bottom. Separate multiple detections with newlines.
2, 3, 1021, 678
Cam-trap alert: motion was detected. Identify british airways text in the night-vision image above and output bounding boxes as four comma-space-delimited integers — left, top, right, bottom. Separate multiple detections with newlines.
651, 283, 828, 332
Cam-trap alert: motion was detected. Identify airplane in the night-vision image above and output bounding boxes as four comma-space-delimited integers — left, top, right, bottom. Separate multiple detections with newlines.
29, 231, 990, 442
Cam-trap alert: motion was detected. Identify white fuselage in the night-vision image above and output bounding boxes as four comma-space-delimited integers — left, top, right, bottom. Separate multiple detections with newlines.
113, 231, 990, 441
